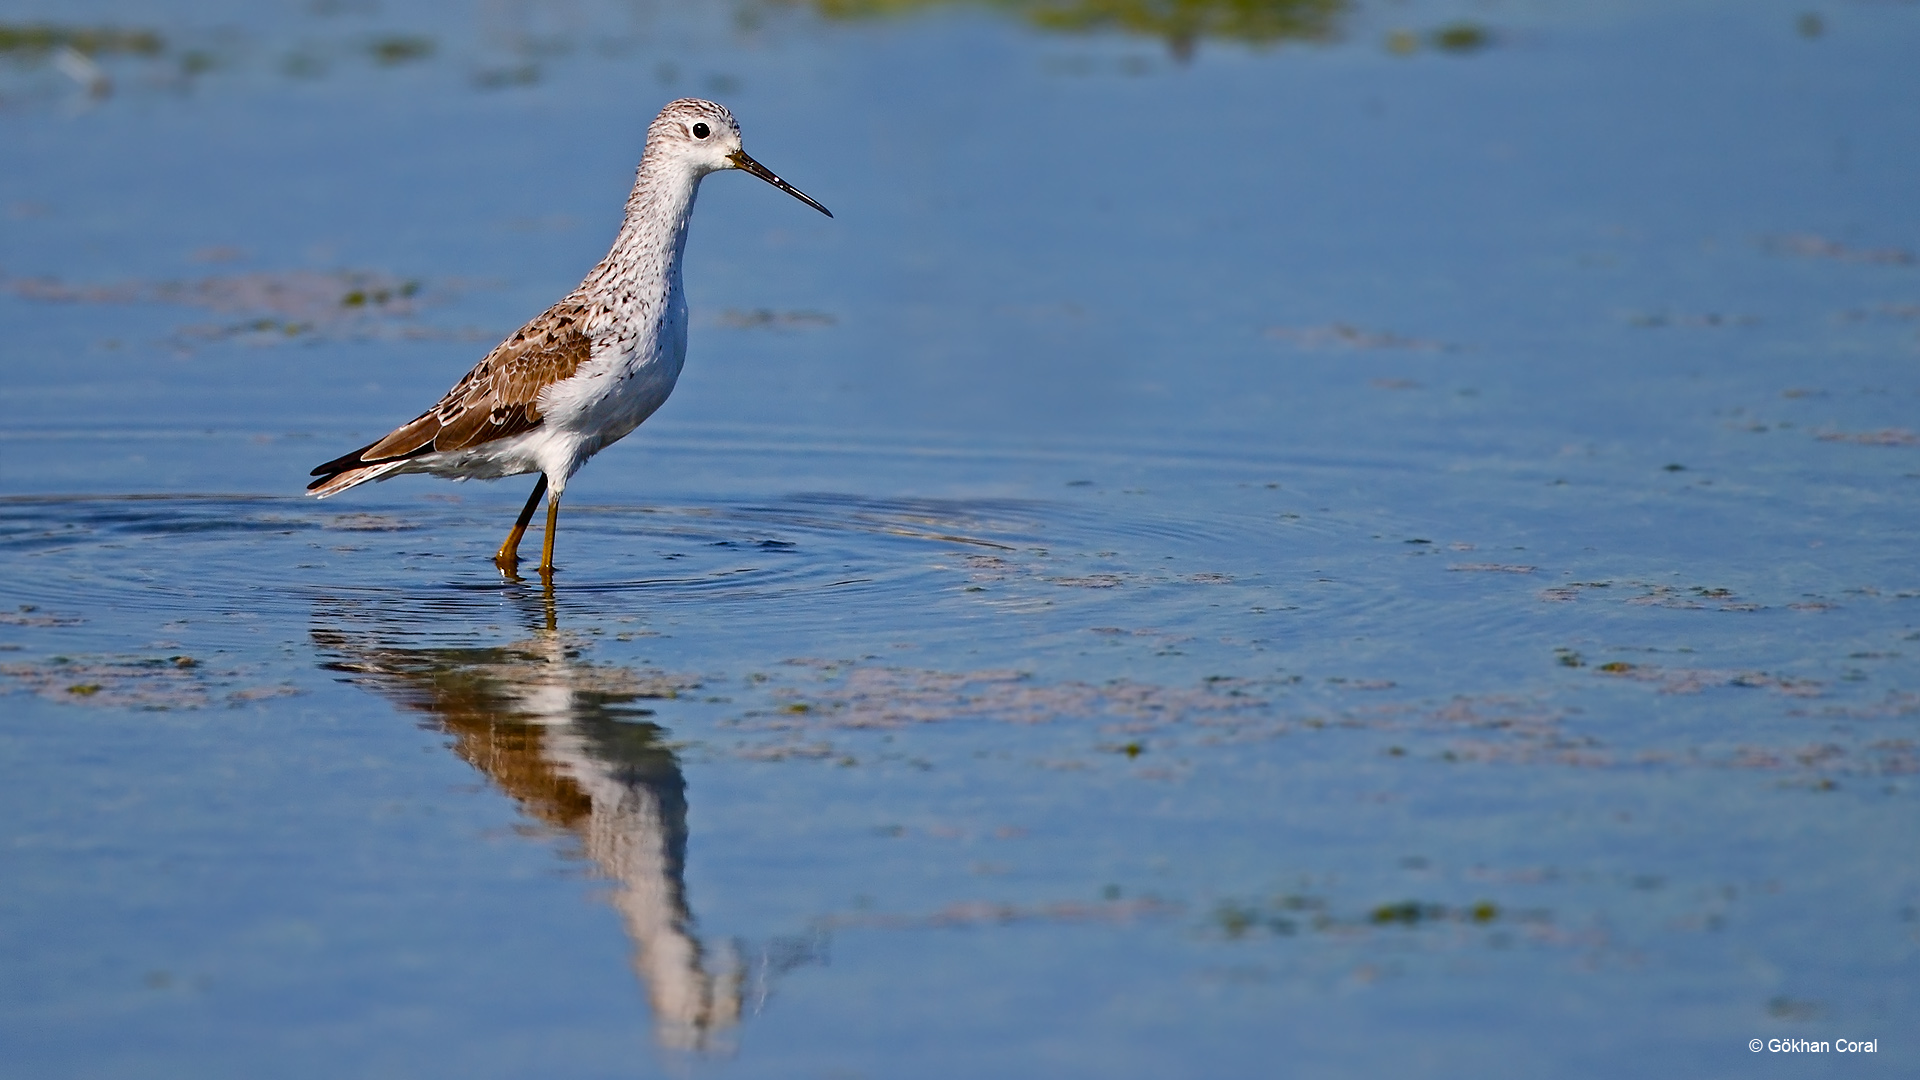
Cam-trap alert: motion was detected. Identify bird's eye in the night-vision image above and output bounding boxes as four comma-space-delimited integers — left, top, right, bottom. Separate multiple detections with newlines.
691, 122, 710, 139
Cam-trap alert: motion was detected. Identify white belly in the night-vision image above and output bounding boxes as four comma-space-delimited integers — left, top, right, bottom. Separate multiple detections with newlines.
540, 298, 689, 480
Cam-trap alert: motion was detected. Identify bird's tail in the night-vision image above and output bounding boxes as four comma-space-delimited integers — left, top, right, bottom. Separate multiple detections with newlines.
307, 442, 411, 498
309, 413, 443, 498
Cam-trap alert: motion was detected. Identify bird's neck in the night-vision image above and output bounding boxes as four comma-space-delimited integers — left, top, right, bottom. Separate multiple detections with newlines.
587, 157, 704, 300
572, 157, 703, 319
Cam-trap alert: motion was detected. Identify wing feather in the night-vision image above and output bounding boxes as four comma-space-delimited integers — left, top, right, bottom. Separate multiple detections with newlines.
307, 301, 595, 492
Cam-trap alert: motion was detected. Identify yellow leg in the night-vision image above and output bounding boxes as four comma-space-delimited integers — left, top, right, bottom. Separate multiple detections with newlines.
494, 475, 549, 575
539, 490, 561, 576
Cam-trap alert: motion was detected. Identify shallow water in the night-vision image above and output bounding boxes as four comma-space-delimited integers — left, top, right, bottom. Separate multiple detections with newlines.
1, 1, 1916, 1076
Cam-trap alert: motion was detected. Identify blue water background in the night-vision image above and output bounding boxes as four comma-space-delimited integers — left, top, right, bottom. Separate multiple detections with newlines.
0, 1, 1915, 1076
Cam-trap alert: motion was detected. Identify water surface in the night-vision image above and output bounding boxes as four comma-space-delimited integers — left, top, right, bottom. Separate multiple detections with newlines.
1, 1, 1915, 1076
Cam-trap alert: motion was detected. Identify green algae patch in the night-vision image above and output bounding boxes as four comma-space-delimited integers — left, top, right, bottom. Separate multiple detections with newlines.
1430, 22, 1489, 52
1370, 899, 1501, 925
808, 0, 1347, 55
368, 35, 434, 65
4, 270, 457, 347
0, 24, 163, 57
1201, 894, 1510, 941
4, 655, 300, 710
1369, 900, 1436, 925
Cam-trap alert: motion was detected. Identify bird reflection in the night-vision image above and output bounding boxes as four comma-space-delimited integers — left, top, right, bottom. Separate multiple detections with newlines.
311, 593, 742, 1052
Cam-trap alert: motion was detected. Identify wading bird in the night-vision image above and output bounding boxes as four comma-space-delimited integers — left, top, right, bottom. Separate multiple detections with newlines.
307, 98, 830, 577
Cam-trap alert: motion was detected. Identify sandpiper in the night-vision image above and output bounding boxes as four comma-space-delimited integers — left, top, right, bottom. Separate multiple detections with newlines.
307, 98, 830, 577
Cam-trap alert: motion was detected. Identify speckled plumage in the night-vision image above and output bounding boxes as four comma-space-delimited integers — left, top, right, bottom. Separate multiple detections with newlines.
308, 99, 830, 575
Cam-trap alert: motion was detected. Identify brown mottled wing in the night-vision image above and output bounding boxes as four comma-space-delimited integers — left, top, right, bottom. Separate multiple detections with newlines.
308, 303, 593, 491
380, 303, 592, 454
386, 302, 591, 455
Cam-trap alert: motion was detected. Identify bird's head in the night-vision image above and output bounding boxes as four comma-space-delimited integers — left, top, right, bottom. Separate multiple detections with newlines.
647, 98, 831, 217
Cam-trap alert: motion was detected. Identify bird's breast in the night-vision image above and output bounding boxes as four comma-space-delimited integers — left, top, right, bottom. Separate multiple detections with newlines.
543, 299, 687, 447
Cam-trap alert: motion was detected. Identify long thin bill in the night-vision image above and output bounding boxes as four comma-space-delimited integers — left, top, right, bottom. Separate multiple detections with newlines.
728, 150, 832, 218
